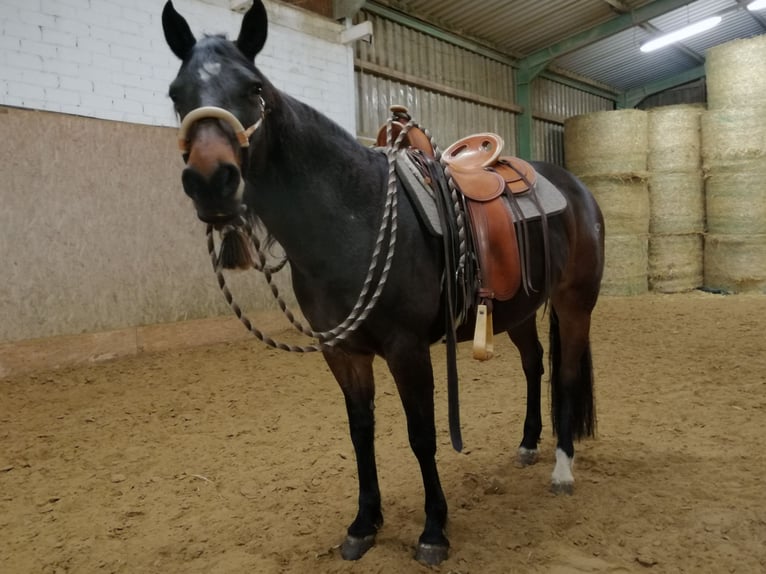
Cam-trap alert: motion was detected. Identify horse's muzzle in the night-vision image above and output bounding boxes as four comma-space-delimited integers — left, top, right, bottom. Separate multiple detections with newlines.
181, 162, 244, 225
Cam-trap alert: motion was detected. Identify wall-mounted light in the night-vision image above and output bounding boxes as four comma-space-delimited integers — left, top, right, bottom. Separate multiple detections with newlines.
640, 16, 723, 53
747, 0, 766, 11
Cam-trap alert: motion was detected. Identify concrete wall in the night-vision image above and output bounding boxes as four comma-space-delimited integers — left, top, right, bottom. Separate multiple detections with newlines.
0, 0, 356, 343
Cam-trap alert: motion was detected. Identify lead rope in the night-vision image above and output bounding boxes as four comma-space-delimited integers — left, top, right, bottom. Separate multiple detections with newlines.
208, 118, 427, 352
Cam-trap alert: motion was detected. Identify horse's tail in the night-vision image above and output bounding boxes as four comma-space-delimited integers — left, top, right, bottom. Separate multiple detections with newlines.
549, 308, 596, 440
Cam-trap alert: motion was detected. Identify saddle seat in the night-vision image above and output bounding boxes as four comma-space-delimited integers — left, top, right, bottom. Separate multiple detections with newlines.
444, 133, 537, 198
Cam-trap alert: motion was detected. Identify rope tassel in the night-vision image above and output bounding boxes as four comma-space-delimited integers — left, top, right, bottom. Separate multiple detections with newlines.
218, 226, 256, 270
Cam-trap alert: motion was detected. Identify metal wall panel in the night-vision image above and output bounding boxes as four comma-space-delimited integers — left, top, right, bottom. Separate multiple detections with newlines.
356, 71, 517, 153
638, 78, 707, 109
531, 76, 613, 163
533, 121, 566, 166
532, 76, 614, 120
355, 9, 615, 165
355, 10, 517, 150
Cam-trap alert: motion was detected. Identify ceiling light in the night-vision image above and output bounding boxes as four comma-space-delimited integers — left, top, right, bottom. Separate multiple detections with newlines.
640, 16, 722, 53
747, 0, 766, 11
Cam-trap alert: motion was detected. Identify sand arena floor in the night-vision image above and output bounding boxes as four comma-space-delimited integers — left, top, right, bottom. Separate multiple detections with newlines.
1, 292, 765, 573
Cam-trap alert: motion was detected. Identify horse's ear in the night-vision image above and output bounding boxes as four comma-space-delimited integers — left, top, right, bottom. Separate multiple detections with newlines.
162, 1, 196, 60
236, 0, 268, 60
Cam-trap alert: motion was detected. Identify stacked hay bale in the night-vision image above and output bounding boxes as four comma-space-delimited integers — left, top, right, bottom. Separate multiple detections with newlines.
702, 35, 766, 293
564, 109, 649, 295
647, 105, 705, 292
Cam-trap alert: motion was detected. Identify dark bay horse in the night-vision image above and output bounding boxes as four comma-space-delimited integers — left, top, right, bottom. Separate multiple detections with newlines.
162, 0, 604, 565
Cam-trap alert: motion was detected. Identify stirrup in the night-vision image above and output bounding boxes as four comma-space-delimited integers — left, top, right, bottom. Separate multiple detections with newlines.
472, 303, 494, 361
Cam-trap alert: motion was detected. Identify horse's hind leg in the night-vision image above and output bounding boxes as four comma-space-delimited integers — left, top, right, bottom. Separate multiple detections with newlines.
385, 342, 449, 565
548, 301, 597, 495
322, 347, 382, 560
507, 315, 544, 466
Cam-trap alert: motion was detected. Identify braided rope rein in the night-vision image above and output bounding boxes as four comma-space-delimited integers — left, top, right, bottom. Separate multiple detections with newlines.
208, 118, 450, 352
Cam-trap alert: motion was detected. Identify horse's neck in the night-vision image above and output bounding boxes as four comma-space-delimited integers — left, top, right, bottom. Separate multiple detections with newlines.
267, 93, 373, 182
249, 93, 387, 272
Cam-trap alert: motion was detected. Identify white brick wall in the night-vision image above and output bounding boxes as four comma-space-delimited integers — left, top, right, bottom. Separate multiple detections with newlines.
0, 0, 356, 133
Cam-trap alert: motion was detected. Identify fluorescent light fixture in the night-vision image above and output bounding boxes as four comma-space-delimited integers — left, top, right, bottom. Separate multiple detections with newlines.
640, 16, 722, 53
747, 0, 766, 11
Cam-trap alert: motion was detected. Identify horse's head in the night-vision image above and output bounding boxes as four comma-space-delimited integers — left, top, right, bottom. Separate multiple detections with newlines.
162, 0, 268, 227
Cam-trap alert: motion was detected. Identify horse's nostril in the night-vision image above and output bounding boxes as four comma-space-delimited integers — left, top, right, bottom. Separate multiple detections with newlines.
215, 163, 241, 198
181, 167, 204, 199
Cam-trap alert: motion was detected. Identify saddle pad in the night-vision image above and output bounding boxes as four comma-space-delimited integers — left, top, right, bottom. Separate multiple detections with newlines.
395, 150, 442, 236
394, 152, 568, 234
513, 173, 567, 221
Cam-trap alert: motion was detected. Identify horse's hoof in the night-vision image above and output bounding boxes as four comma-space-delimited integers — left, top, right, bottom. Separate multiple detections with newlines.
551, 448, 574, 494
340, 534, 376, 560
415, 542, 449, 565
550, 481, 574, 495
517, 447, 539, 466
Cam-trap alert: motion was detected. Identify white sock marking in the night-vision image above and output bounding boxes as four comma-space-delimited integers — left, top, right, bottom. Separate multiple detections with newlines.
551, 447, 574, 485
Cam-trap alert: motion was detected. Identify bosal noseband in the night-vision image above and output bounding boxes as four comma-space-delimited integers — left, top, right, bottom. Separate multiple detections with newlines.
177, 96, 265, 160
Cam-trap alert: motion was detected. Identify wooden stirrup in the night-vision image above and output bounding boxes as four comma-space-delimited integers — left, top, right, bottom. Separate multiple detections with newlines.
472, 303, 494, 361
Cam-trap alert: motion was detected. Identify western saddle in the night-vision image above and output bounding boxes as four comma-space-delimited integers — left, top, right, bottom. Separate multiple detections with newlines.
377, 106, 548, 361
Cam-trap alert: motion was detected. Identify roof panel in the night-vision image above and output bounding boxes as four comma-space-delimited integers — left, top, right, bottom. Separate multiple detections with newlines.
554, 25, 699, 90
385, 0, 634, 54
373, 0, 766, 95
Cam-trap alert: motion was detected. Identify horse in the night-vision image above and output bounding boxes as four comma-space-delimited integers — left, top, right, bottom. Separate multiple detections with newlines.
161, 0, 605, 565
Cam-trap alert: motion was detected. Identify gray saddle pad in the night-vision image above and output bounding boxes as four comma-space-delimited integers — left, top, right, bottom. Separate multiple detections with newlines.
396, 151, 568, 237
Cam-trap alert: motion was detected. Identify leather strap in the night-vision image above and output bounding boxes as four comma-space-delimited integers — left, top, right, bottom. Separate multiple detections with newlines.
427, 155, 463, 452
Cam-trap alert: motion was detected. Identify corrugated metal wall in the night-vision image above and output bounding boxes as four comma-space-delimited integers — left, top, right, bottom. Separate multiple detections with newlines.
638, 79, 707, 109
532, 76, 614, 164
354, 9, 614, 165
354, 10, 517, 153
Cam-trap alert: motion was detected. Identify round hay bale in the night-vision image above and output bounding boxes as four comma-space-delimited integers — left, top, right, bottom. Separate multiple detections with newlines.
705, 162, 766, 235
648, 171, 704, 234
704, 233, 766, 294
647, 104, 703, 172
602, 234, 648, 296
648, 233, 703, 293
579, 174, 649, 235
706, 35, 766, 110
564, 109, 648, 176
701, 107, 766, 169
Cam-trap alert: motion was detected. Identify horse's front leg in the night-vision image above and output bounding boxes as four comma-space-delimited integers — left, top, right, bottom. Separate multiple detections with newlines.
386, 343, 449, 565
508, 315, 544, 466
322, 347, 382, 560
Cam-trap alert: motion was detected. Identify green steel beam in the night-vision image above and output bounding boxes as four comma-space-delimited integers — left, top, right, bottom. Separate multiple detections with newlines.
518, 0, 695, 73
617, 65, 706, 108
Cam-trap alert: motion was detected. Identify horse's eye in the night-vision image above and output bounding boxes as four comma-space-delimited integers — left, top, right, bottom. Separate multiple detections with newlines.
248, 83, 262, 98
